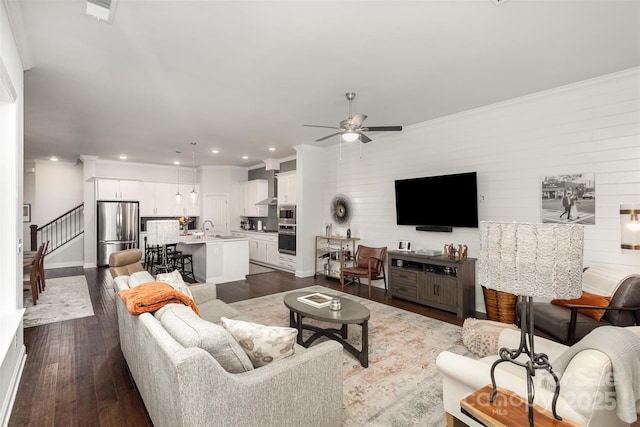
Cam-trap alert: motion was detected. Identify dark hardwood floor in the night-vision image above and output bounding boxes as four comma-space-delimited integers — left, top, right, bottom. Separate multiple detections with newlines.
8, 266, 465, 427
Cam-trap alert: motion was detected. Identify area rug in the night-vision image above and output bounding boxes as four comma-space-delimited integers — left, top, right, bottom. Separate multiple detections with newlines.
229, 285, 476, 427
248, 263, 275, 275
23, 275, 94, 328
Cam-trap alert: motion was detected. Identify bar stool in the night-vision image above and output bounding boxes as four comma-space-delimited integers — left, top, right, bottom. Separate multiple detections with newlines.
169, 253, 196, 283
144, 237, 162, 271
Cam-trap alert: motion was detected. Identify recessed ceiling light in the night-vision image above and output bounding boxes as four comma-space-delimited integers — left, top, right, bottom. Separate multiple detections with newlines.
173, 161, 180, 165
119, 155, 127, 160
211, 149, 219, 154
50, 156, 58, 161
269, 147, 275, 152
242, 156, 248, 160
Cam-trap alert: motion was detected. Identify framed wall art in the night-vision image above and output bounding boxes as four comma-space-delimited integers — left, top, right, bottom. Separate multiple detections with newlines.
23, 204, 31, 222
541, 173, 595, 225
397, 240, 412, 251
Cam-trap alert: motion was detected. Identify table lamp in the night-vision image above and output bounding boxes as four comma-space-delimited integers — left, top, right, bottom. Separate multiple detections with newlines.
147, 220, 179, 274
478, 221, 584, 427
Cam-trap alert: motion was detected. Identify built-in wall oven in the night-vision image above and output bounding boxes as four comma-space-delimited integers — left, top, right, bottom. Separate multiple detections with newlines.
278, 205, 296, 255
278, 224, 296, 255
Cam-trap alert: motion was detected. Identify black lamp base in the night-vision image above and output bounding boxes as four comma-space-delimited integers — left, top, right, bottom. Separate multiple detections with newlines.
489, 296, 562, 427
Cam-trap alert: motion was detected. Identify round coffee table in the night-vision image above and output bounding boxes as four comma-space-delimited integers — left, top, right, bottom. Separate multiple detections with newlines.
284, 292, 370, 367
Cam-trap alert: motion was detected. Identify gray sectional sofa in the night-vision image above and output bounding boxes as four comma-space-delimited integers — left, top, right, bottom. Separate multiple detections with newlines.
109, 249, 343, 427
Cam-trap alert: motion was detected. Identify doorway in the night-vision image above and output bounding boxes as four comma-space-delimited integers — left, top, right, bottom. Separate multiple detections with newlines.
203, 194, 229, 235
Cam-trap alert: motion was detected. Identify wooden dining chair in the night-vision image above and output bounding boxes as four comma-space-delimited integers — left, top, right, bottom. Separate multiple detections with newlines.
341, 245, 387, 298
38, 240, 49, 292
24, 243, 45, 305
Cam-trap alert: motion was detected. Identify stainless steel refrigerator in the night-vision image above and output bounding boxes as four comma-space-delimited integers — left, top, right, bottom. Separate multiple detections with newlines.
97, 201, 139, 266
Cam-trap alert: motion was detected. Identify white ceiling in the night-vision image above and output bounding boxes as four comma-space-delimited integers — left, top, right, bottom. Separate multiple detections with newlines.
13, 0, 640, 168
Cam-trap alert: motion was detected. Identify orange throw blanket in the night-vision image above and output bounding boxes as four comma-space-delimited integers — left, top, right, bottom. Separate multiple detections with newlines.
118, 282, 200, 316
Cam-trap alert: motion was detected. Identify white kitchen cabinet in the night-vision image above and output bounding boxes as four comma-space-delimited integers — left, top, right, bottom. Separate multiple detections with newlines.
252, 239, 268, 262
242, 179, 268, 217
278, 253, 296, 271
266, 239, 278, 265
232, 230, 279, 266
277, 171, 296, 205
139, 181, 158, 216
140, 182, 175, 216
139, 182, 199, 216
179, 183, 201, 217
97, 179, 140, 201
156, 182, 182, 216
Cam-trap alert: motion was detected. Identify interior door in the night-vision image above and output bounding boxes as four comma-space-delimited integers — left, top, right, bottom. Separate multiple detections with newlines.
203, 194, 229, 234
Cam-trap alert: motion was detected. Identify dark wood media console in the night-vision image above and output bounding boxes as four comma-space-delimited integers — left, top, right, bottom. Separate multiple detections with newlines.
387, 250, 476, 318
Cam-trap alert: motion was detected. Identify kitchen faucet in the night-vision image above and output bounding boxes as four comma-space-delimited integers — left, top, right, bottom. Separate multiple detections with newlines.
202, 220, 215, 234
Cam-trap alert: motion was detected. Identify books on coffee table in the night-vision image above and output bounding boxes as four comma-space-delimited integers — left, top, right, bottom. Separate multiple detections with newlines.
297, 293, 333, 308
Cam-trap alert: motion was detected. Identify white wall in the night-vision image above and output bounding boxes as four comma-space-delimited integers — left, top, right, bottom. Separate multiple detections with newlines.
0, 1, 26, 423
21, 160, 84, 267
314, 68, 640, 310
32, 160, 83, 225
295, 144, 326, 277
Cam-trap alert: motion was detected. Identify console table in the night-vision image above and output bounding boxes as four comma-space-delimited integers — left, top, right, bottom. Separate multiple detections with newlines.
387, 250, 476, 318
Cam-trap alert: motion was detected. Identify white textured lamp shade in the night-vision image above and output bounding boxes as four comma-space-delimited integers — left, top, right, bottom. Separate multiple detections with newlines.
147, 220, 179, 246
478, 221, 584, 299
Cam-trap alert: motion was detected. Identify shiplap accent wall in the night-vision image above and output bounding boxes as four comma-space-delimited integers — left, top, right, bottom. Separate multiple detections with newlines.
317, 68, 640, 308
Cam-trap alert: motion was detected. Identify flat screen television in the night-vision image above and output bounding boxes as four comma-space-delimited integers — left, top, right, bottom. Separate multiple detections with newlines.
394, 172, 478, 230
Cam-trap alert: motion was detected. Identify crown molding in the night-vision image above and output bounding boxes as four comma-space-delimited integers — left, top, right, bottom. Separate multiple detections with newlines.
4, 0, 34, 71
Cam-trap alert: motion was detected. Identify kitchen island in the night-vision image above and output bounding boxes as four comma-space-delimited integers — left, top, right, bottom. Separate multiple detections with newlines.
177, 234, 249, 284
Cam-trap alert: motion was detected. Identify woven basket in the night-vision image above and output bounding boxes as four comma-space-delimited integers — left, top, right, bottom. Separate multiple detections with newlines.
482, 286, 517, 324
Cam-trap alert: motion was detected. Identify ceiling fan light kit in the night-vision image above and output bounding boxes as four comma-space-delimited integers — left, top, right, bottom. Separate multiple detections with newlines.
342, 132, 359, 142
304, 92, 403, 144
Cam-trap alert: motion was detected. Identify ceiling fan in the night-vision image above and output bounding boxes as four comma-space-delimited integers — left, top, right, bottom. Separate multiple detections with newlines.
303, 92, 403, 143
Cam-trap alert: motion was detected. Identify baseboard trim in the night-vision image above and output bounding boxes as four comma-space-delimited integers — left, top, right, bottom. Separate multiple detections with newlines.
1, 346, 26, 427
45, 260, 84, 269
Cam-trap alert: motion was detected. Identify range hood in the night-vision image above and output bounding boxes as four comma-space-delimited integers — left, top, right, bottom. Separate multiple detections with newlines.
256, 169, 278, 205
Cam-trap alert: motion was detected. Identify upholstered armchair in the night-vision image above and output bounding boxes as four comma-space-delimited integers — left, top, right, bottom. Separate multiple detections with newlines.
532, 267, 640, 345
340, 245, 387, 298
437, 326, 640, 427
109, 248, 145, 278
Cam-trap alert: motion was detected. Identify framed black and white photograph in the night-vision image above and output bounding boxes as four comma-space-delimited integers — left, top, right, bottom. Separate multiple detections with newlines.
541, 173, 595, 225
397, 240, 412, 251
23, 204, 31, 222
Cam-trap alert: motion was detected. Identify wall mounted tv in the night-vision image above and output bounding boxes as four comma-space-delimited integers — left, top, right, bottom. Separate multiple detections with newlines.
394, 171, 479, 232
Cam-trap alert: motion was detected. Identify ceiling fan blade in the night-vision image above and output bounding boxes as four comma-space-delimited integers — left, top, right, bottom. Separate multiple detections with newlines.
361, 126, 403, 132
303, 124, 340, 130
359, 133, 372, 143
316, 132, 343, 142
350, 114, 367, 128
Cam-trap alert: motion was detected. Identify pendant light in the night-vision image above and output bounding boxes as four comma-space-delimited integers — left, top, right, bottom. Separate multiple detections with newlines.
189, 142, 198, 204
175, 150, 182, 204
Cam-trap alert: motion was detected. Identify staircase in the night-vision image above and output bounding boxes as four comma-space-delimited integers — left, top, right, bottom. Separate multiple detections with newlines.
30, 204, 84, 253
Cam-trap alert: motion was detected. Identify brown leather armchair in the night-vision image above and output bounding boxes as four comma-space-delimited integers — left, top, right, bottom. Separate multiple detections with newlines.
341, 245, 387, 298
533, 268, 640, 345
109, 248, 145, 278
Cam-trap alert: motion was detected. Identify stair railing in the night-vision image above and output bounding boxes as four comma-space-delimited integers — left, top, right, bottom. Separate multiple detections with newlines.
30, 204, 84, 253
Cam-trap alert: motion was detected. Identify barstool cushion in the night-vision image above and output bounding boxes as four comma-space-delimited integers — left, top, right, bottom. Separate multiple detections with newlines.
156, 270, 193, 299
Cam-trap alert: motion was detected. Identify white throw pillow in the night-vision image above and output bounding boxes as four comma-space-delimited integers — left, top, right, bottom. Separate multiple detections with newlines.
156, 270, 193, 299
220, 317, 298, 368
128, 271, 155, 288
